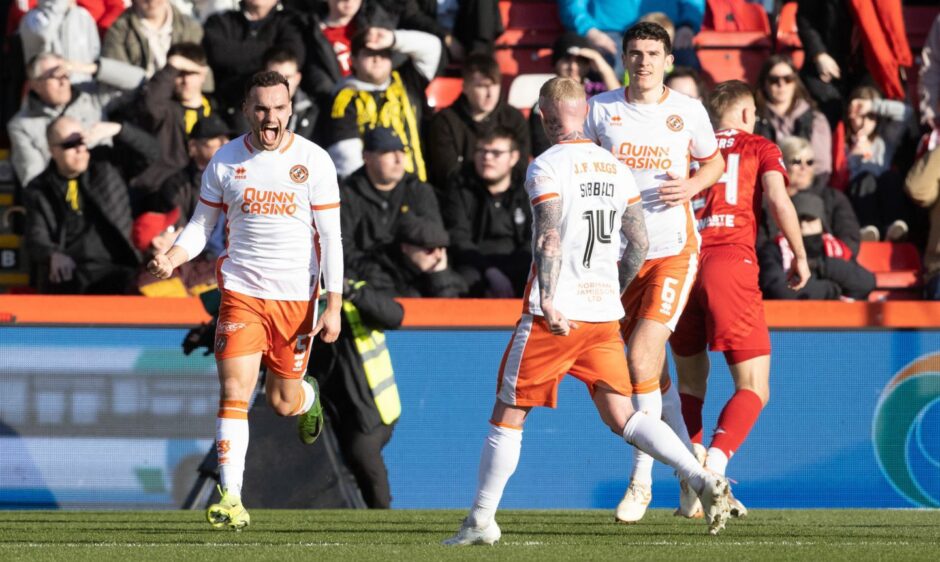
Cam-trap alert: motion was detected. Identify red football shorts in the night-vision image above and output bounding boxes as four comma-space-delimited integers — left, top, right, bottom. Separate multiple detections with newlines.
670, 245, 770, 364
214, 289, 316, 379
497, 314, 632, 408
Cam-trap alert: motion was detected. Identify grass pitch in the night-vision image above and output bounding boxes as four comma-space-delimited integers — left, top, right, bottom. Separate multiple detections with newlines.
1, 509, 939, 561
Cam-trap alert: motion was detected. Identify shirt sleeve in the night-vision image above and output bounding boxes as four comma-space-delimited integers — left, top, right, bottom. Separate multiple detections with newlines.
758, 140, 789, 186
310, 151, 343, 293
525, 158, 560, 205
689, 101, 719, 161
198, 159, 223, 208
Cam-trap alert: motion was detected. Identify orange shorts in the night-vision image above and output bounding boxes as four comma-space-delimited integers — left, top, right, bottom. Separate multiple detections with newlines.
214, 289, 316, 379
496, 314, 632, 408
621, 251, 698, 340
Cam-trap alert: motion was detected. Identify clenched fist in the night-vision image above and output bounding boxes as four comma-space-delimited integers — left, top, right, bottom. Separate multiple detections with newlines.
147, 253, 175, 279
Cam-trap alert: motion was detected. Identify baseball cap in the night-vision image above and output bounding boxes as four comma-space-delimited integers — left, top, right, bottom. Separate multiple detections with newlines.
363, 127, 405, 153
552, 32, 594, 65
398, 216, 449, 248
189, 115, 230, 141
133, 207, 181, 251
790, 191, 826, 222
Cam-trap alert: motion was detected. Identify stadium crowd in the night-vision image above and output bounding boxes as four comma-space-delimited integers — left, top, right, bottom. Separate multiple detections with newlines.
2, 0, 940, 301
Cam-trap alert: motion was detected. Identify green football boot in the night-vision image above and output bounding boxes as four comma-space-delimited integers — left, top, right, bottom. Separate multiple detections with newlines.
298, 375, 324, 445
206, 485, 250, 530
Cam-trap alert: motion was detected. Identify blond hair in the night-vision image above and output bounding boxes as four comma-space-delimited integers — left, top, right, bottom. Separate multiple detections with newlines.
639, 12, 675, 41
538, 77, 586, 103
778, 136, 811, 162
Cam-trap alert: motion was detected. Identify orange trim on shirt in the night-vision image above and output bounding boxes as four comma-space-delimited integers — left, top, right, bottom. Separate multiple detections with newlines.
311, 202, 340, 211
627, 195, 641, 205
242, 135, 254, 154
558, 139, 595, 144
199, 197, 222, 208
531, 193, 559, 205
692, 147, 720, 162
279, 130, 295, 153
624, 86, 670, 104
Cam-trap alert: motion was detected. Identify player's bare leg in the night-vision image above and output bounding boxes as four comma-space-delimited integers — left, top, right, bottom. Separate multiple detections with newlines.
444, 401, 530, 546
594, 384, 731, 535
265, 369, 323, 445
673, 351, 711, 518
208, 352, 263, 529
617, 319, 671, 523
706, 354, 770, 517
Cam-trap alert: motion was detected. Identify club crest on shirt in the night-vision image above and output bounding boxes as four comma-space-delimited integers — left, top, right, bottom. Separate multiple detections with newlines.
290, 164, 309, 184
666, 114, 684, 132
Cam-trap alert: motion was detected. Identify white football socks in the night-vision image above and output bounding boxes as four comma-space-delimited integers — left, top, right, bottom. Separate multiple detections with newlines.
467, 424, 523, 528
622, 411, 707, 493
706, 447, 729, 476
629, 389, 662, 485
216, 416, 249, 498
661, 380, 694, 451
290, 379, 316, 416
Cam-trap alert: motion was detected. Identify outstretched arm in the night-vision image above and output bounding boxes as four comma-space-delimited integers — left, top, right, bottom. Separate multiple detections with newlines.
618, 202, 649, 292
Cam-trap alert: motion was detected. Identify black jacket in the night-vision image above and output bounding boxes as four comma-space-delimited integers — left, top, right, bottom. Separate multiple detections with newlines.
203, 7, 307, 121
426, 94, 530, 190
757, 235, 875, 300
441, 165, 532, 295
340, 166, 443, 275
359, 249, 469, 298
24, 159, 140, 290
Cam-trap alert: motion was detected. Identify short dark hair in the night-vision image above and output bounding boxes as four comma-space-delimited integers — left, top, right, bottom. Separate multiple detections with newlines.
167, 42, 207, 66
706, 80, 754, 123
666, 66, 705, 96
262, 46, 300, 68
461, 53, 501, 83
243, 70, 290, 103
351, 27, 393, 57
477, 126, 519, 152
623, 21, 672, 55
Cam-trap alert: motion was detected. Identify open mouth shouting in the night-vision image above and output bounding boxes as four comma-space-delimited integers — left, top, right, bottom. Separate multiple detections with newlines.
259, 122, 282, 148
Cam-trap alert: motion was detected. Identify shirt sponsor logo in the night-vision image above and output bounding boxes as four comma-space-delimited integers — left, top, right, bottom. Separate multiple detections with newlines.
290, 164, 309, 184
616, 143, 673, 170
241, 187, 298, 215
666, 114, 684, 132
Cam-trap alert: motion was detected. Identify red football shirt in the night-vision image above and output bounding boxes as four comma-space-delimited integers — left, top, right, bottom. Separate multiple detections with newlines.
322, 22, 356, 77
692, 128, 788, 249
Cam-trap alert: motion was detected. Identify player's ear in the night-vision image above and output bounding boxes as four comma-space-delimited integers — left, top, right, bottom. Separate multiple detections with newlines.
666, 53, 675, 69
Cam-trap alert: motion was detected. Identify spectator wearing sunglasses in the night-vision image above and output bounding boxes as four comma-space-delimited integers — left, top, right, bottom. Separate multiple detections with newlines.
754, 55, 832, 183
23, 116, 141, 294
7, 52, 148, 187
759, 136, 861, 260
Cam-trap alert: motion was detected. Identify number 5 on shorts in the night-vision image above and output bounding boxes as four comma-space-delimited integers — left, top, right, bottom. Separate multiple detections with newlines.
659, 277, 678, 316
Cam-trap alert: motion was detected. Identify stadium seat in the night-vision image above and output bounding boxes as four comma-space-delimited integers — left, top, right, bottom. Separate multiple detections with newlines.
507, 73, 553, 111
703, 0, 771, 33
856, 241, 923, 291
426, 77, 463, 111
775, 1, 804, 69
694, 31, 772, 85
496, 1, 562, 48
495, 47, 553, 81
904, 6, 940, 52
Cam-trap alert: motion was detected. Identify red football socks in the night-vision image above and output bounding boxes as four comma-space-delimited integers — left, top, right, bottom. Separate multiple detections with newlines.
710, 389, 764, 458
680, 393, 704, 444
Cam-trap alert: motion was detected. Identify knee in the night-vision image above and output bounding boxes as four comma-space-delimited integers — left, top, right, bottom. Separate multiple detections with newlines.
266, 394, 295, 417
220, 378, 251, 401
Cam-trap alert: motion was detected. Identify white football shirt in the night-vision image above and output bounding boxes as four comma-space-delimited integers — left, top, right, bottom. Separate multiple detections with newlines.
585, 87, 718, 259
523, 140, 641, 322
198, 131, 342, 300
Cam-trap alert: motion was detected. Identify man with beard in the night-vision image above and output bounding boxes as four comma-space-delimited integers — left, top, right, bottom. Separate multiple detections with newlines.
147, 71, 343, 530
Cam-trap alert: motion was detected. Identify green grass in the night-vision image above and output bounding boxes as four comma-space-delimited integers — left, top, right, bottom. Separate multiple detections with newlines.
1, 509, 939, 561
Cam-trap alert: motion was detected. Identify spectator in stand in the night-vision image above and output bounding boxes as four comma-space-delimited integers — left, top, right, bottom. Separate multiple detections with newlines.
327, 26, 441, 180
134, 42, 215, 191
919, 14, 940, 130
426, 53, 529, 191
760, 136, 861, 259
906, 142, 940, 300
390, 0, 503, 60
8, 53, 147, 186
340, 127, 443, 276
132, 206, 218, 296
19, 0, 101, 84
263, 47, 316, 141
530, 32, 618, 156
24, 116, 141, 294
441, 127, 531, 297
558, 0, 704, 78
665, 65, 704, 101
758, 190, 874, 301
103, 0, 204, 78
202, 0, 305, 130
840, 85, 915, 242
9, 0, 125, 39
795, 0, 911, 128
754, 55, 832, 183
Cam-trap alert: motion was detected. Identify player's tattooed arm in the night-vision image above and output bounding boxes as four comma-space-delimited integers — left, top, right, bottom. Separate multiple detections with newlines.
618, 203, 649, 292
533, 195, 563, 306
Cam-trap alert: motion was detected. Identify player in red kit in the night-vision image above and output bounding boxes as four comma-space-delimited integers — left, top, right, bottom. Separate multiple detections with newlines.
667, 80, 811, 517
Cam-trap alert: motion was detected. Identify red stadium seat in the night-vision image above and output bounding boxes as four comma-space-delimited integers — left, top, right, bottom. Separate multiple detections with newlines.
703, 0, 771, 33
497, 1, 563, 48
495, 47, 554, 78
694, 31, 772, 85
426, 77, 463, 111
904, 6, 940, 52
775, 1, 804, 69
856, 241, 923, 291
